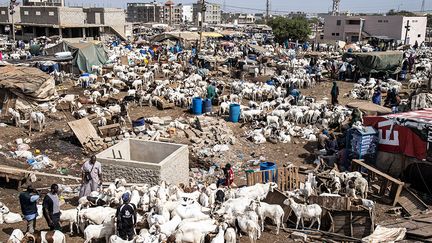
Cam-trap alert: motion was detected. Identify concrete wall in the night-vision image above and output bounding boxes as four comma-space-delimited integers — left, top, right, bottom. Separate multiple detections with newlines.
324, 15, 427, 45
20, 6, 59, 25
96, 139, 189, 186
58, 7, 86, 26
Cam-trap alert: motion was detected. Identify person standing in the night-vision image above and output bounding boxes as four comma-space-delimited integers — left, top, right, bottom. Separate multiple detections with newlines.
19, 185, 40, 234
331, 81, 339, 105
339, 61, 347, 81
43, 184, 61, 231
223, 164, 234, 188
116, 193, 137, 241
207, 82, 216, 101
372, 88, 382, 105
79, 155, 102, 198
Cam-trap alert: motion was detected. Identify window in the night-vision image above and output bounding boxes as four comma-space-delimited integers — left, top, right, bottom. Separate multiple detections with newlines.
384, 20, 389, 23
48, 11, 54, 16
347, 19, 361, 25
336, 20, 341, 26
24, 11, 29, 15
378, 20, 383, 23
412, 20, 418, 23
332, 33, 335, 36
336, 33, 340, 36
0, 11, 5, 15
418, 34, 421, 37
36, 11, 41, 15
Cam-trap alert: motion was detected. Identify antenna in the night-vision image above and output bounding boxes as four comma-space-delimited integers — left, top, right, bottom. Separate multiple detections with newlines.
332, 0, 340, 16
266, 0, 270, 23
421, 0, 425, 12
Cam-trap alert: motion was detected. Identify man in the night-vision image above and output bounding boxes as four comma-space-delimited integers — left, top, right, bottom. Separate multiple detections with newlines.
318, 130, 329, 150
116, 193, 137, 241
339, 61, 347, 81
290, 88, 300, 105
372, 88, 381, 105
43, 184, 61, 231
331, 81, 339, 105
207, 82, 216, 101
79, 155, 102, 198
325, 134, 339, 156
19, 185, 40, 234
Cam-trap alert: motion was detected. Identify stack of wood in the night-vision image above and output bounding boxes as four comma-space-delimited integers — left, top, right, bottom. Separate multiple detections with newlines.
83, 136, 108, 152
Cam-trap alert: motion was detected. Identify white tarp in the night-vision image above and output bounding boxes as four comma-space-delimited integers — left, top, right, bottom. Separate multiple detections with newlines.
362, 225, 406, 243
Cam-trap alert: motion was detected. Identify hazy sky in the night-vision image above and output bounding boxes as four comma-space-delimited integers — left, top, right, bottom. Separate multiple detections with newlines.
1, 0, 431, 13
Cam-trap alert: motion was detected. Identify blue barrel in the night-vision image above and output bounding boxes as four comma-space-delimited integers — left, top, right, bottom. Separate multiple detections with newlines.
192, 97, 203, 115
132, 117, 145, 127
203, 99, 212, 113
260, 162, 277, 182
229, 104, 241, 123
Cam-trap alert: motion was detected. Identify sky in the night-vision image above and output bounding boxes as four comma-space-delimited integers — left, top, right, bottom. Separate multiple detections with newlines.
1, 0, 431, 13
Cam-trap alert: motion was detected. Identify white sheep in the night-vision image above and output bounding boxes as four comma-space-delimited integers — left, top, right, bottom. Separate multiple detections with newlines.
283, 198, 322, 230
30, 111, 46, 132
83, 216, 115, 243
7, 229, 24, 243
224, 227, 237, 243
149, 215, 182, 237
210, 225, 225, 243
250, 201, 285, 234
0, 205, 22, 224
60, 208, 80, 235
8, 108, 21, 127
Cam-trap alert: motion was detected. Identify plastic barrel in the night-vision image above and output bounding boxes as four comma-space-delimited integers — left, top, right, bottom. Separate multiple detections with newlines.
132, 117, 145, 127
260, 162, 277, 182
229, 104, 241, 123
192, 97, 203, 115
203, 98, 212, 113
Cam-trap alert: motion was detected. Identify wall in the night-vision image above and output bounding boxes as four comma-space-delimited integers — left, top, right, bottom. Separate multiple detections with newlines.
58, 7, 86, 26
102, 8, 126, 38
160, 145, 189, 186
402, 17, 427, 45
20, 6, 59, 25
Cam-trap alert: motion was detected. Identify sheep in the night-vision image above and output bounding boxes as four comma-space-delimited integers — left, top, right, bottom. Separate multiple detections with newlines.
214, 197, 254, 217
234, 215, 260, 243
266, 115, 280, 127
30, 111, 46, 132
0, 205, 22, 224
7, 229, 24, 243
60, 208, 80, 235
79, 206, 116, 225
22, 230, 67, 243
173, 228, 206, 243
250, 201, 285, 234
83, 217, 115, 243
235, 182, 278, 201
210, 225, 225, 243
149, 215, 182, 237
130, 190, 140, 208
8, 108, 21, 127
224, 227, 237, 243
283, 198, 322, 230
348, 176, 369, 199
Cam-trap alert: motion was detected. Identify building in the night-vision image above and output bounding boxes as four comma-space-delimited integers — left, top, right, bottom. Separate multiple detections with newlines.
126, 1, 182, 25
222, 13, 255, 25
182, 5, 193, 23
324, 15, 427, 45
126, 2, 161, 23
0, 6, 127, 41
22, 0, 64, 7
193, 1, 221, 25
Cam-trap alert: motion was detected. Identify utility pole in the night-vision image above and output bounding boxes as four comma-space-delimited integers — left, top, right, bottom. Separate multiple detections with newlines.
421, 0, 425, 13
404, 20, 411, 45
358, 18, 364, 43
198, 0, 205, 52
9, 0, 17, 48
265, 0, 270, 23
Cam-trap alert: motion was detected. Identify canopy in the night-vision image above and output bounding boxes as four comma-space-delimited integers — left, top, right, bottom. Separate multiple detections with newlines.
202, 32, 223, 38
343, 51, 403, 74
346, 101, 392, 116
151, 32, 200, 43
45, 41, 108, 73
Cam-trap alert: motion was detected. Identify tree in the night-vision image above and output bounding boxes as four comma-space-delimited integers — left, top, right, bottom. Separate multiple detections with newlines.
387, 9, 417, 17
427, 14, 432, 28
268, 16, 311, 43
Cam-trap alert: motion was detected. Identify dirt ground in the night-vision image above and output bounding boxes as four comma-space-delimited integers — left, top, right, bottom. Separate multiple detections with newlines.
0, 78, 395, 242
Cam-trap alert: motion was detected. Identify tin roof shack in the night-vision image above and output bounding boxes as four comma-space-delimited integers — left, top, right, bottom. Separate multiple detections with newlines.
96, 139, 189, 186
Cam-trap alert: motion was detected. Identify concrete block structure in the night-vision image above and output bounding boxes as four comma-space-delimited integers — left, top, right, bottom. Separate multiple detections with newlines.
324, 15, 427, 45
96, 139, 189, 186
193, 0, 221, 25
126, 1, 183, 25
0, 6, 127, 41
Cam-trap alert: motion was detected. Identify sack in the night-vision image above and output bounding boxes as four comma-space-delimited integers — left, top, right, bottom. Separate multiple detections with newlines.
84, 172, 92, 182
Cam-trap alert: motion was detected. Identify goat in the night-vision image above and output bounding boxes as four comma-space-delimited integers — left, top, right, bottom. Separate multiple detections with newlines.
283, 198, 322, 230
250, 201, 285, 234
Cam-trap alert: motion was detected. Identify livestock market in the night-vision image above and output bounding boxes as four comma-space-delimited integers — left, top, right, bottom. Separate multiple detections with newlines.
0, 1, 432, 242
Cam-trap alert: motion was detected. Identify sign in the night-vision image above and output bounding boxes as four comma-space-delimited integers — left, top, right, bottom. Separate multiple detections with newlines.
364, 116, 427, 160
427, 128, 432, 162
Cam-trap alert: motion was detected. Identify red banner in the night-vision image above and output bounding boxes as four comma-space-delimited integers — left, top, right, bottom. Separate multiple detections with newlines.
364, 116, 426, 160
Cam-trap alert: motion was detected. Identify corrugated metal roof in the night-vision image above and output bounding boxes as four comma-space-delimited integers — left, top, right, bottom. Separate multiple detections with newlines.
384, 109, 432, 124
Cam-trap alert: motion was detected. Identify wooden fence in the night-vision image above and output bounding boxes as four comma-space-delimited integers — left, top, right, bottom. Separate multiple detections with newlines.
246, 166, 300, 191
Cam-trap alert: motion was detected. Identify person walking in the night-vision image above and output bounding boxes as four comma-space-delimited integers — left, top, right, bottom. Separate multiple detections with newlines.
19, 185, 40, 234
43, 184, 61, 231
116, 193, 137, 241
79, 155, 102, 198
331, 81, 339, 105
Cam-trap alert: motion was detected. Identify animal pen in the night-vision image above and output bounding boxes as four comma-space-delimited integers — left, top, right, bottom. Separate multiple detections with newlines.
246, 166, 300, 191
96, 139, 189, 186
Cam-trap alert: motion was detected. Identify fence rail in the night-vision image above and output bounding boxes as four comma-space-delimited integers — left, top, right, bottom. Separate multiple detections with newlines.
246, 166, 300, 191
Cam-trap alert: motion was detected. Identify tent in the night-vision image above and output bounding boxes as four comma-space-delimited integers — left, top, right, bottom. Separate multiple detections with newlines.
0, 66, 57, 118
151, 32, 200, 43
343, 51, 403, 75
45, 41, 108, 73
346, 101, 392, 116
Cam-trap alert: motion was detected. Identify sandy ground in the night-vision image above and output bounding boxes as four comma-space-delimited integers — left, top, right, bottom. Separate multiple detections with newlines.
0, 78, 394, 242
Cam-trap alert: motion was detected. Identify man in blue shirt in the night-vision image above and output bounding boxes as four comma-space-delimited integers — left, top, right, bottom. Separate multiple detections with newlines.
19, 185, 40, 234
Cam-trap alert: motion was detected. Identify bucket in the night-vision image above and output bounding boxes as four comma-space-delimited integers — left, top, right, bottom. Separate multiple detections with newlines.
132, 117, 145, 127
192, 97, 203, 115
229, 104, 241, 123
260, 162, 277, 182
203, 98, 212, 113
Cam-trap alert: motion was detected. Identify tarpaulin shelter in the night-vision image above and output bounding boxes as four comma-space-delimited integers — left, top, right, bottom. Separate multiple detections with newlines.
44, 41, 108, 73
343, 51, 403, 75
364, 109, 432, 193
0, 66, 57, 118
347, 101, 392, 116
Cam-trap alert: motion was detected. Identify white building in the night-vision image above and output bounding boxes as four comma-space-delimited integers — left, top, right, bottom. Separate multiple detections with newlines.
192, 1, 221, 25
324, 15, 427, 45
182, 5, 192, 23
